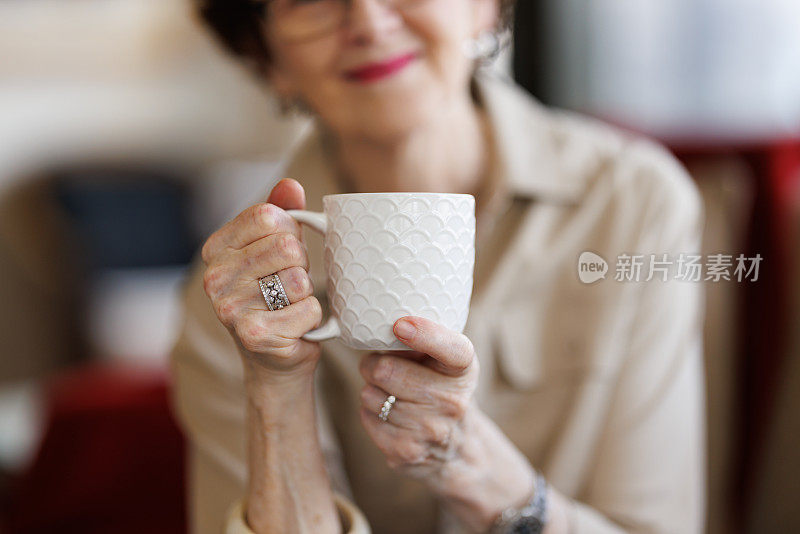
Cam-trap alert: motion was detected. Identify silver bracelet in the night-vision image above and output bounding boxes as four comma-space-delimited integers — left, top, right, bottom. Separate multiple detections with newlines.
490, 471, 548, 534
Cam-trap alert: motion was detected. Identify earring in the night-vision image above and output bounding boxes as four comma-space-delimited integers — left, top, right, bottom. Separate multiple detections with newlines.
462, 29, 509, 64
277, 95, 298, 116
275, 94, 312, 118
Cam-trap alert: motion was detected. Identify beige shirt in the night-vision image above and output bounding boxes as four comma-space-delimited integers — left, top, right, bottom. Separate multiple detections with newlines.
169, 70, 706, 534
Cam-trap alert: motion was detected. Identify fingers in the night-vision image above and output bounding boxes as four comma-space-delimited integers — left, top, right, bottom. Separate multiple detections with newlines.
359, 385, 447, 434
211, 265, 313, 325
393, 317, 476, 376
360, 384, 413, 429
203, 231, 310, 304
240, 266, 314, 309
266, 178, 306, 210
358, 407, 429, 468
359, 353, 474, 420
203, 217, 317, 361
267, 266, 314, 304
233, 295, 323, 355
358, 400, 458, 470
358, 326, 479, 475
236, 231, 311, 279
204, 179, 306, 264
199, 178, 326, 373
201, 202, 304, 264
359, 353, 453, 405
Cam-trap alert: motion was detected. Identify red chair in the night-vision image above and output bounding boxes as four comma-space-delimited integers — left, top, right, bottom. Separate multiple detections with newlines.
3, 364, 187, 534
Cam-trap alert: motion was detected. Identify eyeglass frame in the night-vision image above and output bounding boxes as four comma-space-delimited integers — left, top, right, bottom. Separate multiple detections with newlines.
253, 0, 432, 42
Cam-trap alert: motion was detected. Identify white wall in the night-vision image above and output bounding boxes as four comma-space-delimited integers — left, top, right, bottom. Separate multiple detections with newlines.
0, 0, 306, 193
544, 0, 800, 141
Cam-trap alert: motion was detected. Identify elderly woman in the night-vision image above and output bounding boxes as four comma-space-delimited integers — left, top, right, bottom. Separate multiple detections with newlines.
170, 0, 706, 533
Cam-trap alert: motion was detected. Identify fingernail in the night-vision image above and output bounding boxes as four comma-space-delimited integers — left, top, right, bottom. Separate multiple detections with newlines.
394, 319, 416, 340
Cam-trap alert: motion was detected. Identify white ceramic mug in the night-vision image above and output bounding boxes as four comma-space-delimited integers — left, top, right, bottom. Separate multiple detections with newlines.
287, 192, 475, 350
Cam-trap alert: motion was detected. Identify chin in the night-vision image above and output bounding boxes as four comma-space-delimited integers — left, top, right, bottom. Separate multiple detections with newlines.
359, 106, 432, 141
345, 88, 443, 142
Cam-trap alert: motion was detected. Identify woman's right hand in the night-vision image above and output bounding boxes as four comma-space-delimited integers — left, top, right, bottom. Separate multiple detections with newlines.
203, 179, 342, 533
200, 178, 323, 381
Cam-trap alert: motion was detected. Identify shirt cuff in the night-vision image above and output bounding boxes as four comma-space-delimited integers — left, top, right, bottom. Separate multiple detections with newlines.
225, 492, 371, 534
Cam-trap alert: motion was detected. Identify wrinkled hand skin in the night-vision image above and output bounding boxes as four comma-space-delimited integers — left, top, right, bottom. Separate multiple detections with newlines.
358, 316, 539, 531
200, 178, 340, 534
200, 178, 324, 382
360, 348, 477, 474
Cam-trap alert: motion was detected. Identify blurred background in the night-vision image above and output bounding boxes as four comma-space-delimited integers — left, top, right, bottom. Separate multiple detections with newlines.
0, 0, 798, 532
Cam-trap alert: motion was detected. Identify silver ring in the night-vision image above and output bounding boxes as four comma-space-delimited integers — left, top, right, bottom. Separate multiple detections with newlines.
378, 395, 396, 422
258, 273, 290, 311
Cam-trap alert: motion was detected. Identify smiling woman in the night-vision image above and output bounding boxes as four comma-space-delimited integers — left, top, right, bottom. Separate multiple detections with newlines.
196, 0, 515, 65
170, 1, 707, 533
195, 0, 513, 143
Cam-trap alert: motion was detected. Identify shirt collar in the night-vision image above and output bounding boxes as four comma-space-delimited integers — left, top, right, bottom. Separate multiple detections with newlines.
282, 69, 591, 212
473, 70, 592, 203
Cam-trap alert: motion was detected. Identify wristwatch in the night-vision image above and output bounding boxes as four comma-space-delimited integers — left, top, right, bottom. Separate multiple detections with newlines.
490, 472, 548, 534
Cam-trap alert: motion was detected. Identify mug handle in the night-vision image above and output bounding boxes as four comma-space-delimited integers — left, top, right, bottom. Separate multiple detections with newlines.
286, 209, 342, 342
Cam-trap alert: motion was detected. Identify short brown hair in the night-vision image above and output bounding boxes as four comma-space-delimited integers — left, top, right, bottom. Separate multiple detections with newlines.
194, 0, 516, 67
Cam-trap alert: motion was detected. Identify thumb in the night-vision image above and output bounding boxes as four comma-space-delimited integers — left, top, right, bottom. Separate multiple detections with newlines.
392, 317, 475, 376
267, 178, 306, 210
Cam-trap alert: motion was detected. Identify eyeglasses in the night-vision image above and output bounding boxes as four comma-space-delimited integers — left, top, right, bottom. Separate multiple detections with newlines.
258, 0, 429, 42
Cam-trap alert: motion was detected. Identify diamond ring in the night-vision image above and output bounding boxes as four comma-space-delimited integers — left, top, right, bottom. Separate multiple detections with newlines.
258, 273, 291, 311
378, 395, 396, 422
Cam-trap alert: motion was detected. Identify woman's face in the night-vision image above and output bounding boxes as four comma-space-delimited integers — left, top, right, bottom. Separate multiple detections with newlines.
264, 0, 498, 141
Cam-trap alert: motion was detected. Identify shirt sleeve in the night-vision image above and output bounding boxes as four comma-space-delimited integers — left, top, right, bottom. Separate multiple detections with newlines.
568, 142, 707, 533
224, 493, 371, 534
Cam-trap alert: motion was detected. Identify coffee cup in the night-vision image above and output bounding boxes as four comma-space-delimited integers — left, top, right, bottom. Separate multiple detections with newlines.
287, 192, 475, 350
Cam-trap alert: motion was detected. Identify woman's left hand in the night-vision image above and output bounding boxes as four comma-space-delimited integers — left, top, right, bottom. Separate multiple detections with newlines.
359, 315, 479, 476
359, 316, 538, 531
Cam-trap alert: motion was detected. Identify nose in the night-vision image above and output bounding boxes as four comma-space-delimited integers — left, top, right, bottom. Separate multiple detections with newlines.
344, 0, 403, 46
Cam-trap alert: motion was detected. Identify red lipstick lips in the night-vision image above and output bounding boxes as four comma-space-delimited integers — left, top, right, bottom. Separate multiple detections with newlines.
344, 52, 417, 83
